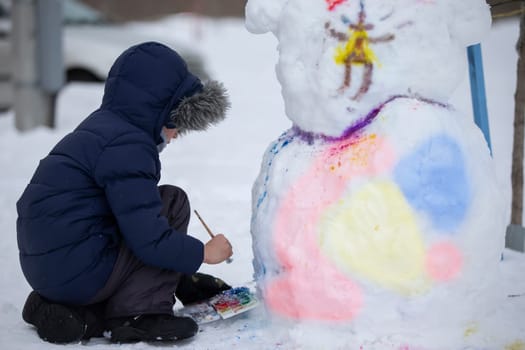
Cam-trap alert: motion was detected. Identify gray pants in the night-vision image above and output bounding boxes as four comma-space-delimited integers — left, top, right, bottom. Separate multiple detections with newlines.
88, 185, 191, 319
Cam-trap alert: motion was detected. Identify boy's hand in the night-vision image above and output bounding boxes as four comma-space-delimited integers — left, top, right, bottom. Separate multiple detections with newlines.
203, 234, 233, 264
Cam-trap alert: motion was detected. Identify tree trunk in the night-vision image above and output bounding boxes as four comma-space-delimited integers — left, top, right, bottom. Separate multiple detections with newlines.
510, 5, 525, 225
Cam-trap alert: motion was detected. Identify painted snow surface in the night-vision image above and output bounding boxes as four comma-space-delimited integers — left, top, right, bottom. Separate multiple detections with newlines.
247, 0, 525, 347
0, 13, 523, 350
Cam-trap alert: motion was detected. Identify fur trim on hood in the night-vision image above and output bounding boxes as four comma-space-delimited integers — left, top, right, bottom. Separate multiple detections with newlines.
169, 80, 230, 134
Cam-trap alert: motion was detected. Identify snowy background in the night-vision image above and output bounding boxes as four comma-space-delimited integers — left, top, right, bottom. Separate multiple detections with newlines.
0, 14, 523, 349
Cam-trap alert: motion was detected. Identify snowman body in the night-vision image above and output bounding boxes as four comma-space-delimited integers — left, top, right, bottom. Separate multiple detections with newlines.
248, 0, 505, 347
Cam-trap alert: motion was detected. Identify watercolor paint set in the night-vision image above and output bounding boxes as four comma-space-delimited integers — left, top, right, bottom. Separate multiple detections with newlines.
175, 287, 259, 324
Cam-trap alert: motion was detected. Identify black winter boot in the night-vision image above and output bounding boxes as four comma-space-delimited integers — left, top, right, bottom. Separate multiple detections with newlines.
107, 314, 198, 343
175, 272, 231, 305
22, 291, 86, 344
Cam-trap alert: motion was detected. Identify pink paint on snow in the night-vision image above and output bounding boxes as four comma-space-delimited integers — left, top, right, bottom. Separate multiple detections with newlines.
266, 133, 396, 320
425, 242, 463, 282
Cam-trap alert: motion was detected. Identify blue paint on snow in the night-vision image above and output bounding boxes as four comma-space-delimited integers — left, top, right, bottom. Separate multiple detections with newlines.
255, 132, 294, 209
394, 135, 470, 232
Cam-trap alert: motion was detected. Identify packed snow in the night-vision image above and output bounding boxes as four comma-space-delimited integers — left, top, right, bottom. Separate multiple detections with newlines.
248, 0, 511, 348
0, 11, 523, 350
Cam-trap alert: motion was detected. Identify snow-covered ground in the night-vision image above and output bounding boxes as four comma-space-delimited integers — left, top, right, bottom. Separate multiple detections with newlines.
0, 14, 523, 349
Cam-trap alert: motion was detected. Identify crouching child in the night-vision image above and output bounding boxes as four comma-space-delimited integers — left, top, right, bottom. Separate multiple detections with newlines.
16, 41, 233, 344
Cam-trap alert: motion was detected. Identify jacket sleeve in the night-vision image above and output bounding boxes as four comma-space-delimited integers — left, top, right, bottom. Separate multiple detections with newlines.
94, 133, 204, 274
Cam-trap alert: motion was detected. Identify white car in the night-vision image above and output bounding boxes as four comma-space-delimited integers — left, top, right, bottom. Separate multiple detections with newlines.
61, 1, 209, 82
0, 0, 209, 110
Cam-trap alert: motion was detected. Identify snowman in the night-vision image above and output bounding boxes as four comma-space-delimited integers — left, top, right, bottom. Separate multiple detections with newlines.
247, 0, 507, 348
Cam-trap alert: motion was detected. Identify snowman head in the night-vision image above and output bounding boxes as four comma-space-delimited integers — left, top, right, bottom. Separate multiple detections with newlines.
245, 0, 491, 137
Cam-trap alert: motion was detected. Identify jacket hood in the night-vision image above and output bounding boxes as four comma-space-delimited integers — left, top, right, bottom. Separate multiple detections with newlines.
100, 42, 202, 143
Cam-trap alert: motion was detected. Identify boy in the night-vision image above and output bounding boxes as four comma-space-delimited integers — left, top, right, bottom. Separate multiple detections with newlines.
17, 42, 233, 344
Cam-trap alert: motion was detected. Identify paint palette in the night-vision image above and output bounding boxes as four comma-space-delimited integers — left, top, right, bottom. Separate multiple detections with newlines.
210, 287, 259, 319
175, 287, 259, 324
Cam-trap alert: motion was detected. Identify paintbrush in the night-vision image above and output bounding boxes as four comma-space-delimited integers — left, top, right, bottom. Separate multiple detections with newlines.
194, 210, 233, 264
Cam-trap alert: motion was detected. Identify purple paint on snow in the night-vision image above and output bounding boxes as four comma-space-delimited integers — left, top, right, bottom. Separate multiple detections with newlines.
291, 95, 449, 144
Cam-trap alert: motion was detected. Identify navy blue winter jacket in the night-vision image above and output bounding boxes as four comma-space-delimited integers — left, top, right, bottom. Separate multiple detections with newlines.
17, 42, 205, 304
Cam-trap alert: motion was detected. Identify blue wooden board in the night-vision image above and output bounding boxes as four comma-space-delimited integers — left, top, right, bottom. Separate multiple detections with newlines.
468, 44, 492, 154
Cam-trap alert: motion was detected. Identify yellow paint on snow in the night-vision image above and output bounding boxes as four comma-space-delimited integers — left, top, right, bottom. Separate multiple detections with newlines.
463, 323, 478, 337
318, 181, 429, 295
506, 341, 525, 350
334, 29, 379, 66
